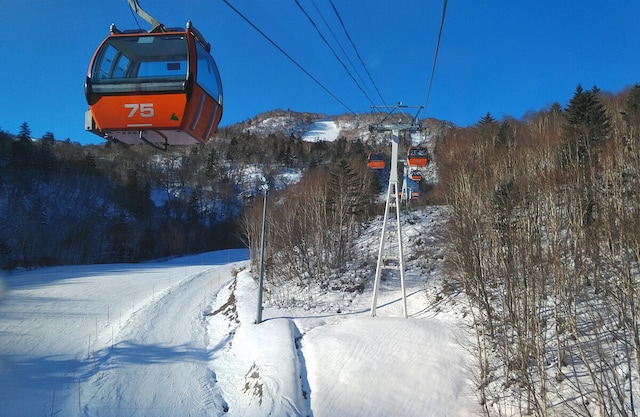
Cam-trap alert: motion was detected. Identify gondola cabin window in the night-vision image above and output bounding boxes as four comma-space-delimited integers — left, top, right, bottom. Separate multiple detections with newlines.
92, 35, 188, 84
95, 45, 128, 80
195, 41, 222, 102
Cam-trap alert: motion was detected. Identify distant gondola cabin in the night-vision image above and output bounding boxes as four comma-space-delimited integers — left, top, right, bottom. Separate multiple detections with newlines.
410, 169, 423, 181
367, 152, 386, 169
407, 146, 429, 167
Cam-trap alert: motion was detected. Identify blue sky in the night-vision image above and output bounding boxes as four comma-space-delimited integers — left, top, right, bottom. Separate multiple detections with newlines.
1, 0, 639, 145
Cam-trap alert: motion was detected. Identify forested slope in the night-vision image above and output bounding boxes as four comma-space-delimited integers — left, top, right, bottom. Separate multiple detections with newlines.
437, 84, 640, 416
0, 110, 406, 269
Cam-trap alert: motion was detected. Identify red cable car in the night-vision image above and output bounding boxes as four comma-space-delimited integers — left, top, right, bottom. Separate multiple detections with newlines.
410, 169, 423, 181
407, 146, 429, 167
367, 152, 385, 169
84, 1, 222, 148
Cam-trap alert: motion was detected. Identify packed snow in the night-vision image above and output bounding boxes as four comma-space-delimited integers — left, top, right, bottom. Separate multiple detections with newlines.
301, 120, 340, 142
0, 207, 481, 416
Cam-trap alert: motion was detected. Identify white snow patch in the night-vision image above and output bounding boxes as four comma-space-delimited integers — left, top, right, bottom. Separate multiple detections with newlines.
303, 316, 476, 417
301, 120, 340, 142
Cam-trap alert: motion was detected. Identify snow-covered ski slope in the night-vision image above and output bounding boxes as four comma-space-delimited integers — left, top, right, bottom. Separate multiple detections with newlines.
301, 120, 339, 142
0, 207, 480, 416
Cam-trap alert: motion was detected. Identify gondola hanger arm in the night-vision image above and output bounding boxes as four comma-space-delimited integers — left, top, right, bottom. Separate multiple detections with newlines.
128, 0, 165, 32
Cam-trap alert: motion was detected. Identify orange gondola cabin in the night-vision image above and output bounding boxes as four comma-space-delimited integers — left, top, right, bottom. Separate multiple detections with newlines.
84, 21, 223, 146
367, 152, 386, 169
407, 146, 429, 167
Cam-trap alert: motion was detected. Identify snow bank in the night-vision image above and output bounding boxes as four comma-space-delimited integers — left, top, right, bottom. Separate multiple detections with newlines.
303, 316, 476, 417
205, 269, 307, 416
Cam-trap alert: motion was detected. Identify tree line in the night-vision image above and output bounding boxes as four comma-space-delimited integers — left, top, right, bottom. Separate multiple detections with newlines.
438, 84, 640, 416
0, 119, 382, 269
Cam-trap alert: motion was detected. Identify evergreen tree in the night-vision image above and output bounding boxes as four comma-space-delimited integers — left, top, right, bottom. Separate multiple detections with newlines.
42, 132, 55, 142
17, 121, 31, 141
563, 84, 611, 229
0, 130, 13, 154
478, 112, 498, 127
496, 121, 515, 148
11, 130, 34, 167
475, 112, 499, 146
550, 102, 563, 115
625, 84, 640, 114
623, 84, 640, 127
349, 139, 366, 160
563, 84, 610, 163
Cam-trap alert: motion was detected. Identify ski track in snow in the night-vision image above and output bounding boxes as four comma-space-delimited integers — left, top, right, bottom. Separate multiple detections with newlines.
0, 250, 248, 417
75, 266, 232, 415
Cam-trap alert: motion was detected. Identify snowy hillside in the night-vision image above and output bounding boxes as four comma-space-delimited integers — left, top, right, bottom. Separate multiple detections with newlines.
0, 206, 481, 416
233, 109, 453, 146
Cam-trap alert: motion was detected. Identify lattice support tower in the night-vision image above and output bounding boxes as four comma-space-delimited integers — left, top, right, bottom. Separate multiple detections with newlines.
369, 107, 422, 318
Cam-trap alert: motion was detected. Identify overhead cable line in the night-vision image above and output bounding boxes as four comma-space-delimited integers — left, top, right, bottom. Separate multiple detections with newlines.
328, 0, 387, 107
422, 0, 448, 118
293, 0, 377, 107
308, 0, 380, 107
127, 1, 143, 30
221, 0, 357, 115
